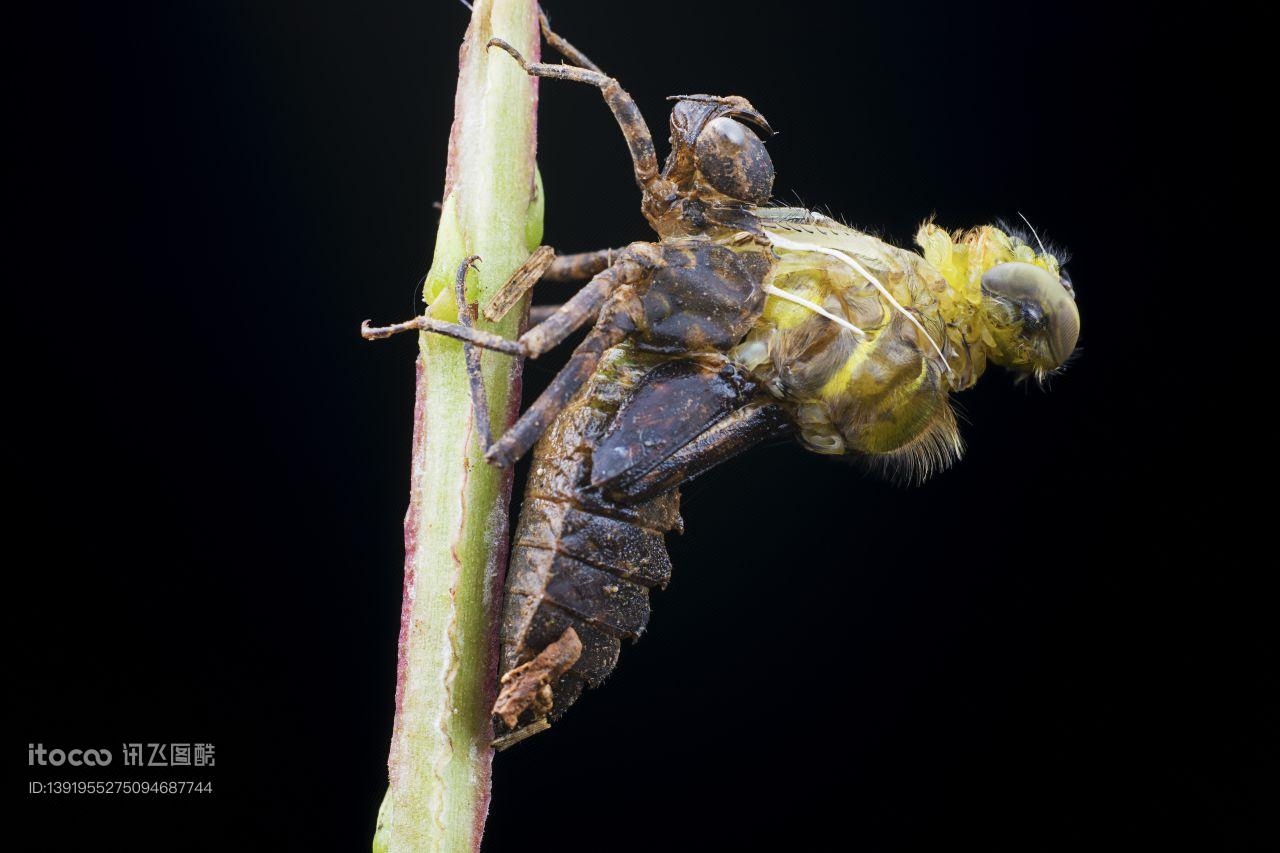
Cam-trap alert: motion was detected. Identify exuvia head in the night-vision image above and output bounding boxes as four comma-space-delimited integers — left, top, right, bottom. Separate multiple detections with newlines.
663, 95, 775, 205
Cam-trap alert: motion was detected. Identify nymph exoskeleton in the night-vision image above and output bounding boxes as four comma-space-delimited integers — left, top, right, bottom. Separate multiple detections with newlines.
363, 14, 1080, 741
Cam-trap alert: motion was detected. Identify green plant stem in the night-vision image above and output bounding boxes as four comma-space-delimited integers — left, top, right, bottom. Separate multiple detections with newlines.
374, 2, 541, 850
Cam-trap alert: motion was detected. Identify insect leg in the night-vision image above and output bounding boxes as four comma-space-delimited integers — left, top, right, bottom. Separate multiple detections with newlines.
363, 249, 622, 358
482, 247, 624, 324
527, 304, 562, 325
516, 244, 657, 358
485, 252, 656, 467
486, 315, 632, 468
451, 256, 495, 452
537, 10, 603, 73
516, 249, 623, 330
367, 247, 660, 467
361, 310, 524, 355
542, 248, 621, 283
488, 39, 664, 194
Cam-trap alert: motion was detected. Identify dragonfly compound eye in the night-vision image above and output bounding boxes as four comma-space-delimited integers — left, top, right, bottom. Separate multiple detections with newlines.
694, 117, 774, 204
980, 261, 1080, 374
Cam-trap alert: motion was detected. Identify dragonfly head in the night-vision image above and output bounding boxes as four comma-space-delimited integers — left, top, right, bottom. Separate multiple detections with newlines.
980, 261, 1080, 380
916, 222, 1079, 383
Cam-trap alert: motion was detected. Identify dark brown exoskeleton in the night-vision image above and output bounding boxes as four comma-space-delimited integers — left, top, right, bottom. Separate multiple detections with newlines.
363, 17, 795, 738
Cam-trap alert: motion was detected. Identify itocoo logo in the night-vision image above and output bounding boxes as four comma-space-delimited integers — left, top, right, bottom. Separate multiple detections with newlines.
28, 744, 113, 766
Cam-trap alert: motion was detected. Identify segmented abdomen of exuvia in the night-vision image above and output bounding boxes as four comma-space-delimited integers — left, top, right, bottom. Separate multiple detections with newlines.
500, 346, 681, 721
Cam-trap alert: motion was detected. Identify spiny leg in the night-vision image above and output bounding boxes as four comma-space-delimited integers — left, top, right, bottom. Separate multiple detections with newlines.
452, 256, 494, 452
363, 246, 653, 356
537, 10, 603, 73
485, 246, 658, 465
362, 252, 603, 358
361, 306, 524, 355
482, 247, 625, 324
516, 242, 657, 358
365, 245, 661, 467
486, 301, 635, 468
522, 249, 623, 330
542, 248, 620, 283
487, 246, 623, 335
488, 38, 665, 194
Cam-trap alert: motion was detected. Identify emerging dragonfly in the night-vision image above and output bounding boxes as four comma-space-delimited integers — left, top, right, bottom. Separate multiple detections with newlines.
364, 15, 1079, 742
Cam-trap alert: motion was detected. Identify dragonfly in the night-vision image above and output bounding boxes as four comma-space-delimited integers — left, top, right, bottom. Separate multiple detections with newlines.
363, 13, 1079, 744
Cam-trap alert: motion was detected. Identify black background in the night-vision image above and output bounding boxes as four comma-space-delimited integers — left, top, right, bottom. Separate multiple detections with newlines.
17, 1, 1200, 849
